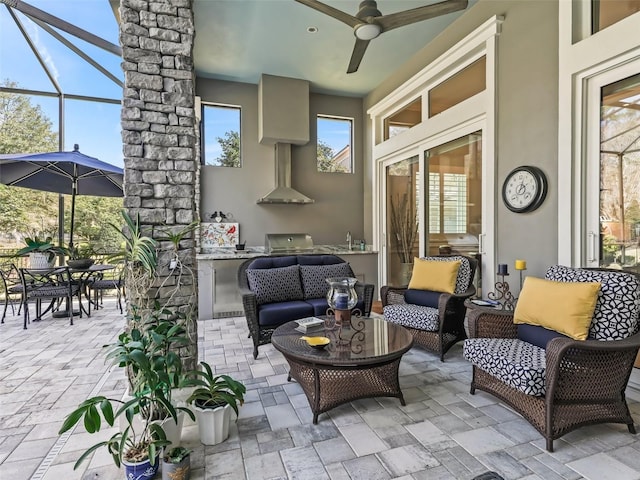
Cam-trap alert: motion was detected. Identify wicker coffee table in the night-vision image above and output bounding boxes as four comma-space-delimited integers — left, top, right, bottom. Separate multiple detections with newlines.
271, 316, 413, 423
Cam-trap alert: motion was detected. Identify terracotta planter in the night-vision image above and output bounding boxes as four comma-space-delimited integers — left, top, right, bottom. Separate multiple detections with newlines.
162, 455, 191, 480
193, 402, 232, 445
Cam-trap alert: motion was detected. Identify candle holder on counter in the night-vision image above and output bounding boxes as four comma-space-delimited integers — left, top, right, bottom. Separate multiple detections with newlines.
515, 259, 527, 292
487, 264, 517, 311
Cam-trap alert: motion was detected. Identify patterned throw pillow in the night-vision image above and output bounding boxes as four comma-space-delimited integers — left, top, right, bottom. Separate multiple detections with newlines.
246, 265, 303, 305
545, 265, 640, 340
300, 263, 353, 299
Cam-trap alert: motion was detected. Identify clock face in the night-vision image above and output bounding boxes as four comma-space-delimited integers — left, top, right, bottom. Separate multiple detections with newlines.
502, 166, 547, 213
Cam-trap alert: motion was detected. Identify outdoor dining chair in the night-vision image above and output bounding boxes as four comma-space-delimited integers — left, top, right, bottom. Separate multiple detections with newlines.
87, 262, 125, 314
19, 266, 82, 329
1, 263, 23, 323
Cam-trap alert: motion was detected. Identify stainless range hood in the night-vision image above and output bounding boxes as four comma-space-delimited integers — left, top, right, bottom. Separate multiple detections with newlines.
257, 143, 314, 204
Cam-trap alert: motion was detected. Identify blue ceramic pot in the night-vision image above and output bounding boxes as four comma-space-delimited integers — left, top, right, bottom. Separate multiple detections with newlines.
123, 455, 160, 480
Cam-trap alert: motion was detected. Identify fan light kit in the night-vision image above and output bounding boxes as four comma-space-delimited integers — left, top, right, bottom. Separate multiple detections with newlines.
295, 0, 469, 73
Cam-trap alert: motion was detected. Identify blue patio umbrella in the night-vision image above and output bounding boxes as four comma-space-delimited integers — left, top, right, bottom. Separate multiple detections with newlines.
0, 144, 124, 247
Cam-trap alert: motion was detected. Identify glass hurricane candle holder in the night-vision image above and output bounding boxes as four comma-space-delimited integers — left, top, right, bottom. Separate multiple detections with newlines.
326, 277, 359, 327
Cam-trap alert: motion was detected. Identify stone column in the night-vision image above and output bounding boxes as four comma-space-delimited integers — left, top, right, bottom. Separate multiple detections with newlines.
119, 0, 199, 370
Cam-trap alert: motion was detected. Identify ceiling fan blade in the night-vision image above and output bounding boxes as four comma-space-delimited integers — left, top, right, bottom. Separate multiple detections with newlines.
294, 0, 362, 28
347, 38, 370, 74
378, 0, 468, 32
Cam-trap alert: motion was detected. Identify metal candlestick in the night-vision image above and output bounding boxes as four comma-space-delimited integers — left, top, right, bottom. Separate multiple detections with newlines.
487, 274, 517, 311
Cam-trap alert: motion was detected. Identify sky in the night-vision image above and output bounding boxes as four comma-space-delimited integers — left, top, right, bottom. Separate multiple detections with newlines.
0, 0, 350, 169
0, 0, 124, 167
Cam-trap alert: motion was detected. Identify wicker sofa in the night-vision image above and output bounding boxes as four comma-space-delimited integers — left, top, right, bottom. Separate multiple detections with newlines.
238, 254, 374, 359
463, 265, 640, 451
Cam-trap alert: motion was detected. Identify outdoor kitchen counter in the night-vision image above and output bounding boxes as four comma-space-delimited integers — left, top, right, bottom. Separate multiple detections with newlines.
196, 244, 377, 260
196, 246, 378, 320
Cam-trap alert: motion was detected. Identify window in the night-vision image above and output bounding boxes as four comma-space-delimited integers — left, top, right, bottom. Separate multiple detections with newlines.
429, 56, 486, 117
428, 172, 468, 234
317, 115, 353, 173
383, 97, 422, 140
592, 0, 640, 33
202, 103, 241, 167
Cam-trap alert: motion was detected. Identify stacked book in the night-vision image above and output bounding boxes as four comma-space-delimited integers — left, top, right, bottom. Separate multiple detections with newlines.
294, 317, 325, 334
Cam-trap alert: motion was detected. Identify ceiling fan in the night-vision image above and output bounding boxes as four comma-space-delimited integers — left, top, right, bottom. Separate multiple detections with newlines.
295, 0, 469, 74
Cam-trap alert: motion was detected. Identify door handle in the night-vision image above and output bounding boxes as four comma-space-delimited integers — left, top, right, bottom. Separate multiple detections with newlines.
587, 231, 597, 263
478, 233, 485, 254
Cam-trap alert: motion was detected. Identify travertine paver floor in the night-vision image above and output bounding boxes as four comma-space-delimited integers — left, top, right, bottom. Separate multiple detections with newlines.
2, 302, 640, 480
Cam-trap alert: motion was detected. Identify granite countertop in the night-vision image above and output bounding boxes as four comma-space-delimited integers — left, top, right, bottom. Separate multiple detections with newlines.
196, 245, 377, 260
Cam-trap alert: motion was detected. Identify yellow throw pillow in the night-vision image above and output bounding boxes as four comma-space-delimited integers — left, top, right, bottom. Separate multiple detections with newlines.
514, 277, 601, 341
408, 258, 461, 294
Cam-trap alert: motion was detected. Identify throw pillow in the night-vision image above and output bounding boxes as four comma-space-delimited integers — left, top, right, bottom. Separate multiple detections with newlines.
408, 258, 461, 294
513, 276, 601, 341
246, 265, 303, 305
300, 263, 353, 299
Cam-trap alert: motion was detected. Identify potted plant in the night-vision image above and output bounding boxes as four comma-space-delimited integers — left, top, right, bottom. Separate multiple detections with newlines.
186, 361, 246, 445
64, 244, 96, 269
107, 304, 194, 448
15, 235, 66, 268
389, 193, 418, 284
58, 385, 177, 479
162, 446, 191, 480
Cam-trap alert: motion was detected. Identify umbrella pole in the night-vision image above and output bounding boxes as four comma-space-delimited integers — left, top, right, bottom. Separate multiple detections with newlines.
58, 194, 65, 251
69, 180, 77, 249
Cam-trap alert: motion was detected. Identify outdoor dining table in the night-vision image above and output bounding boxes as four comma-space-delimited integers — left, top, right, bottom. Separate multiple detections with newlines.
50, 263, 116, 318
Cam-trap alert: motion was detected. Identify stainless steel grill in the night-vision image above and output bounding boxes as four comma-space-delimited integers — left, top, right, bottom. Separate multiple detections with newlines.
265, 233, 314, 254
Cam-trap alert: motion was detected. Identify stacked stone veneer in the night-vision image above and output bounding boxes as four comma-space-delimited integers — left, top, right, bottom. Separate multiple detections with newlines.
119, 0, 198, 369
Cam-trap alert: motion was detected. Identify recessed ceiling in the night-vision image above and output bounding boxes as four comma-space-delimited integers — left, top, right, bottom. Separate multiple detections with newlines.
194, 0, 473, 97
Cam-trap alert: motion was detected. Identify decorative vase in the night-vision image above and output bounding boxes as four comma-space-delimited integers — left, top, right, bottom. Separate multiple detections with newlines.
326, 277, 358, 327
29, 252, 54, 269
399, 262, 413, 286
123, 454, 160, 480
193, 402, 232, 445
162, 455, 191, 480
67, 258, 94, 269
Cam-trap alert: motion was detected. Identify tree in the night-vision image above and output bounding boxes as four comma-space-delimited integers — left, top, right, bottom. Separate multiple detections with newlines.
317, 139, 347, 173
215, 131, 240, 167
0, 80, 58, 154
0, 81, 123, 250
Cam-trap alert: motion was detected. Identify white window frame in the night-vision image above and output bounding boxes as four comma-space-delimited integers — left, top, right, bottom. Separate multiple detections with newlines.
201, 102, 242, 167
557, 2, 640, 266
316, 114, 354, 173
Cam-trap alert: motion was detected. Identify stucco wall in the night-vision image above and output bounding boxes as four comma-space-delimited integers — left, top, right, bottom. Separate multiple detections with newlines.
196, 77, 366, 247
364, 0, 559, 280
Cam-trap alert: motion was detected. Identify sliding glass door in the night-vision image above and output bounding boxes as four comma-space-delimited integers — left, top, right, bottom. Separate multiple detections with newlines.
595, 72, 640, 272
425, 132, 483, 293
385, 156, 420, 286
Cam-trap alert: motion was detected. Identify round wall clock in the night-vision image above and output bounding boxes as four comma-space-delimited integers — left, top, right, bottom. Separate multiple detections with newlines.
501, 165, 548, 213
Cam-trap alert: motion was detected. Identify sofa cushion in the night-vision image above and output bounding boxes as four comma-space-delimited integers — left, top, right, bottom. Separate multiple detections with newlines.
249, 256, 298, 269
298, 255, 344, 265
408, 258, 461, 294
545, 265, 640, 340
514, 276, 601, 341
305, 298, 331, 316
404, 289, 441, 308
258, 300, 314, 326
383, 303, 439, 331
247, 264, 303, 305
463, 338, 547, 396
300, 263, 353, 299
517, 324, 568, 349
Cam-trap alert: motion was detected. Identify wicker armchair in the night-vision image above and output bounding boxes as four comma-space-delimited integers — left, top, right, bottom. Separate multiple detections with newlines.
463, 266, 640, 452
238, 255, 374, 359
381, 255, 477, 361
